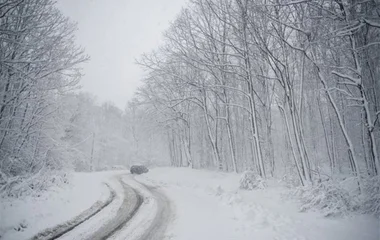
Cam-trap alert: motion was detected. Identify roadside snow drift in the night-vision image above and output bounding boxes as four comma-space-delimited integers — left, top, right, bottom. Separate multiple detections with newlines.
0, 171, 124, 240
136, 167, 379, 240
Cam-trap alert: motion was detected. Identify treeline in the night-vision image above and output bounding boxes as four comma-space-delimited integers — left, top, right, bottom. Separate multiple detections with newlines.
0, 0, 88, 195
135, 0, 380, 188
0, 0, 165, 196
62, 93, 168, 172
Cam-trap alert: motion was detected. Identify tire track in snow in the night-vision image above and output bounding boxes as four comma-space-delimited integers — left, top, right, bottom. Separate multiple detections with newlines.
30, 183, 115, 240
136, 184, 171, 240
108, 176, 173, 240
85, 177, 143, 240
32, 174, 172, 240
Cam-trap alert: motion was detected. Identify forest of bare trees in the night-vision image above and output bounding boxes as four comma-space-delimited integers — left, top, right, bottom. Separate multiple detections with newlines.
1, 0, 379, 216
0, 0, 164, 197
134, 0, 380, 213
0, 0, 88, 195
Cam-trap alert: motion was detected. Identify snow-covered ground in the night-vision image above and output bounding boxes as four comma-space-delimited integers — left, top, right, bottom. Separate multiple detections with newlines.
0, 171, 124, 240
136, 167, 380, 240
1, 168, 378, 240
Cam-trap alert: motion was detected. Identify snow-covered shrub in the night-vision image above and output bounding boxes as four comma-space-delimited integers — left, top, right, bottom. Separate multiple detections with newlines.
281, 172, 301, 188
361, 176, 380, 217
0, 171, 69, 198
239, 171, 266, 190
293, 180, 358, 217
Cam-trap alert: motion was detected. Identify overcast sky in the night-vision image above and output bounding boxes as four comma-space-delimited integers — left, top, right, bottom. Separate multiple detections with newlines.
58, 0, 187, 109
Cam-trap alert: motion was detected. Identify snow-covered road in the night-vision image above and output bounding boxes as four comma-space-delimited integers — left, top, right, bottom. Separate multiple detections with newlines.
107, 176, 172, 240
1, 171, 172, 240
135, 184, 171, 240
63, 175, 142, 240
48, 174, 172, 240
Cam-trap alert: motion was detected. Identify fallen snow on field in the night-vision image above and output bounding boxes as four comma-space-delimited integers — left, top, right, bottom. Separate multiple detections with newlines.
0, 171, 124, 240
136, 167, 380, 240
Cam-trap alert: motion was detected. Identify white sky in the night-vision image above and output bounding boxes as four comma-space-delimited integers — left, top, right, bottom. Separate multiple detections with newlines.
58, 0, 187, 109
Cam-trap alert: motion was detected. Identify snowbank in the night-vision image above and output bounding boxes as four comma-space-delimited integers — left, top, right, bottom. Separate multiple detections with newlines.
0, 171, 124, 240
136, 167, 379, 240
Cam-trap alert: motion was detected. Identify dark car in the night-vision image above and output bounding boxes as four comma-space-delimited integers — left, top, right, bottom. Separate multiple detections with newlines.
130, 165, 149, 174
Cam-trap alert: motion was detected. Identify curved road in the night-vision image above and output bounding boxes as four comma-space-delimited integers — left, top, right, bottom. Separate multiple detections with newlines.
137, 183, 172, 240
33, 174, 172, 240
98, 176, 172, 240
103, 176, 172, 240
83, 176, 144, 240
